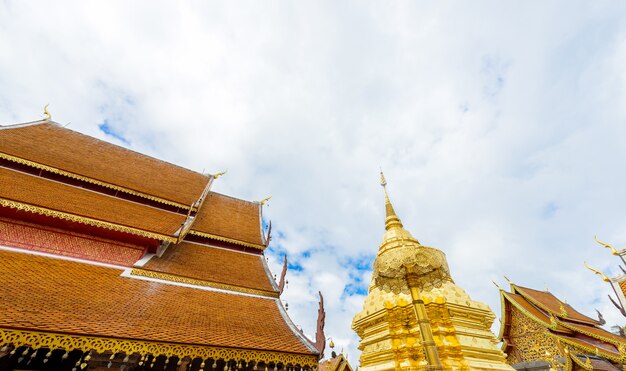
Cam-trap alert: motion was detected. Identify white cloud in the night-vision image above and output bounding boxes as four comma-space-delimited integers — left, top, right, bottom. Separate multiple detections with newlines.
2, 0, 626, 364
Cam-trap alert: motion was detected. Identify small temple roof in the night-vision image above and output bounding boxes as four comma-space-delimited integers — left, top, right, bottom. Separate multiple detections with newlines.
499, 280, 626, 364
142, 241, 276, 293
318, 353, 353, 371
191, 192, 265, 247
0, 121, 209, 207
0, 166, 185, 240
0, 249, 315, 355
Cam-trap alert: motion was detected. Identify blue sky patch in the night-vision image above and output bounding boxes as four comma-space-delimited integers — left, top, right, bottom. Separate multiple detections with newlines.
99, 120, 130, 145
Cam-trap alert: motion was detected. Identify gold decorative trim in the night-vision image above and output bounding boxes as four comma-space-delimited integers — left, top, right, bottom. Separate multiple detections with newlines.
502, 292, 557, 330
569, 352, 593, 371
130, 269, 279, 298
189, 230, 266, 250
0, 328, 318, 367
0, 152, 192, 210
546, 332, 623, 363
497, 290, 507, 342
557, 320, 626, 348
0, 198, 177, 243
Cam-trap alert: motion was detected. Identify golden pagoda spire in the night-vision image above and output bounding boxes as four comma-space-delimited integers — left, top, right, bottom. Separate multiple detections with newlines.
379, 171, 403, 231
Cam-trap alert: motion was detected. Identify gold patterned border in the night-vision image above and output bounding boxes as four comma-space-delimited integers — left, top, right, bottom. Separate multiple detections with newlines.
189, 230, 266, 250
556, 320, 626, 348
501, 292, 557, 330
546, 332, 624, 363
0, 152, 192, 210
0, 198, 177, 243
129, 269, 279, 298
0, 328, 318, 367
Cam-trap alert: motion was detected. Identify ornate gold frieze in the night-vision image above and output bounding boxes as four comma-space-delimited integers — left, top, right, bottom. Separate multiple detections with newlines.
0, 328, 318, 367
129, 268, 279, 298
546, 333, 623, 363
506, 305, 559, 364
556, 320, 625, 348
188, 230, 265, 250
0, 198, 177, 243
0, 152, 192, 210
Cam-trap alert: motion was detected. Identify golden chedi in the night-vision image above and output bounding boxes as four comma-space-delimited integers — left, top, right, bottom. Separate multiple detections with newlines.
352, 173, 513, 370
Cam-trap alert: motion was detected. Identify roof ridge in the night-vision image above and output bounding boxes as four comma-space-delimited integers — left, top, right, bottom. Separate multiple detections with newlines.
514, 285, 600, 325
51, 122, 207, 178
0, 119, 57, 130
275, 298, 320, 356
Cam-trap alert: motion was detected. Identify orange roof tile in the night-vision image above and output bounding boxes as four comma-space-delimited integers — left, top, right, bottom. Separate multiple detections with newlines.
192, 192, 264, 246
0, 249, 315, 355
0, 122, 208, 206
0, 167, 185, 237
142, 242, 276, 292
514, 285, 600, 325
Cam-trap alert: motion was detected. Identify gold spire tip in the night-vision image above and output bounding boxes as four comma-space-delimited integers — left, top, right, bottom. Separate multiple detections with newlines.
260, 196, 272, 205
43, 104, 51, 120
380, 170, 387, 188
503, 275, 512, 284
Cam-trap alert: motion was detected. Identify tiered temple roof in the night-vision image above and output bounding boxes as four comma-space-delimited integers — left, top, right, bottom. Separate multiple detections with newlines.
0, 119, 319, 370
498, 279, 626, 369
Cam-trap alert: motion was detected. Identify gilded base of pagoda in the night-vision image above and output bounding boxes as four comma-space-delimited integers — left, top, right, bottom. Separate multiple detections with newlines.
353, 281, 513, 371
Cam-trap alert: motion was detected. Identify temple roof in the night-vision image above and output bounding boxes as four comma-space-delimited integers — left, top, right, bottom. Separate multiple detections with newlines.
318, 354, 353, 371
499, 281, 625, 363
0, 121, 209, 207
0, 121, 267, 248
501, 292, 572, 333
0, 166, 186, 240
512, 285, 600, 325
0, 248, 315, 356
191, 192, 265, 247
142, 241, 276, 293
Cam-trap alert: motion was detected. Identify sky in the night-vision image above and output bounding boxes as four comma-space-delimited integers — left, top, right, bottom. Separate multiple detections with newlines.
2, 1, 626, 365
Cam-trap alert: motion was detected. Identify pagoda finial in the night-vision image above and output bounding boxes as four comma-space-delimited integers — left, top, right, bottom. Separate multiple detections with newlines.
43, 104, 51, 121
380, 171, 403, 230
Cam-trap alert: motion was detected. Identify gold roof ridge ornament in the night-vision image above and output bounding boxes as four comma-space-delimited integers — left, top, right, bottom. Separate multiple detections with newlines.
492, 280, 503, 291
595, 235, 619, 256
260, 196, 272, 206
379, 170, 403, 231
43, 104, 51, 121
212, 170, 227, 179
584, 262, 610, 282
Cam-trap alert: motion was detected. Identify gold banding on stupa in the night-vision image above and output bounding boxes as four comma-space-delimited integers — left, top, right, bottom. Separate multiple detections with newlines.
351, 172, 513, 370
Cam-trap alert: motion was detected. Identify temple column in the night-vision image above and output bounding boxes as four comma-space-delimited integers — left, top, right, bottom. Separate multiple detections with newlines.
406, 268, 442, 371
